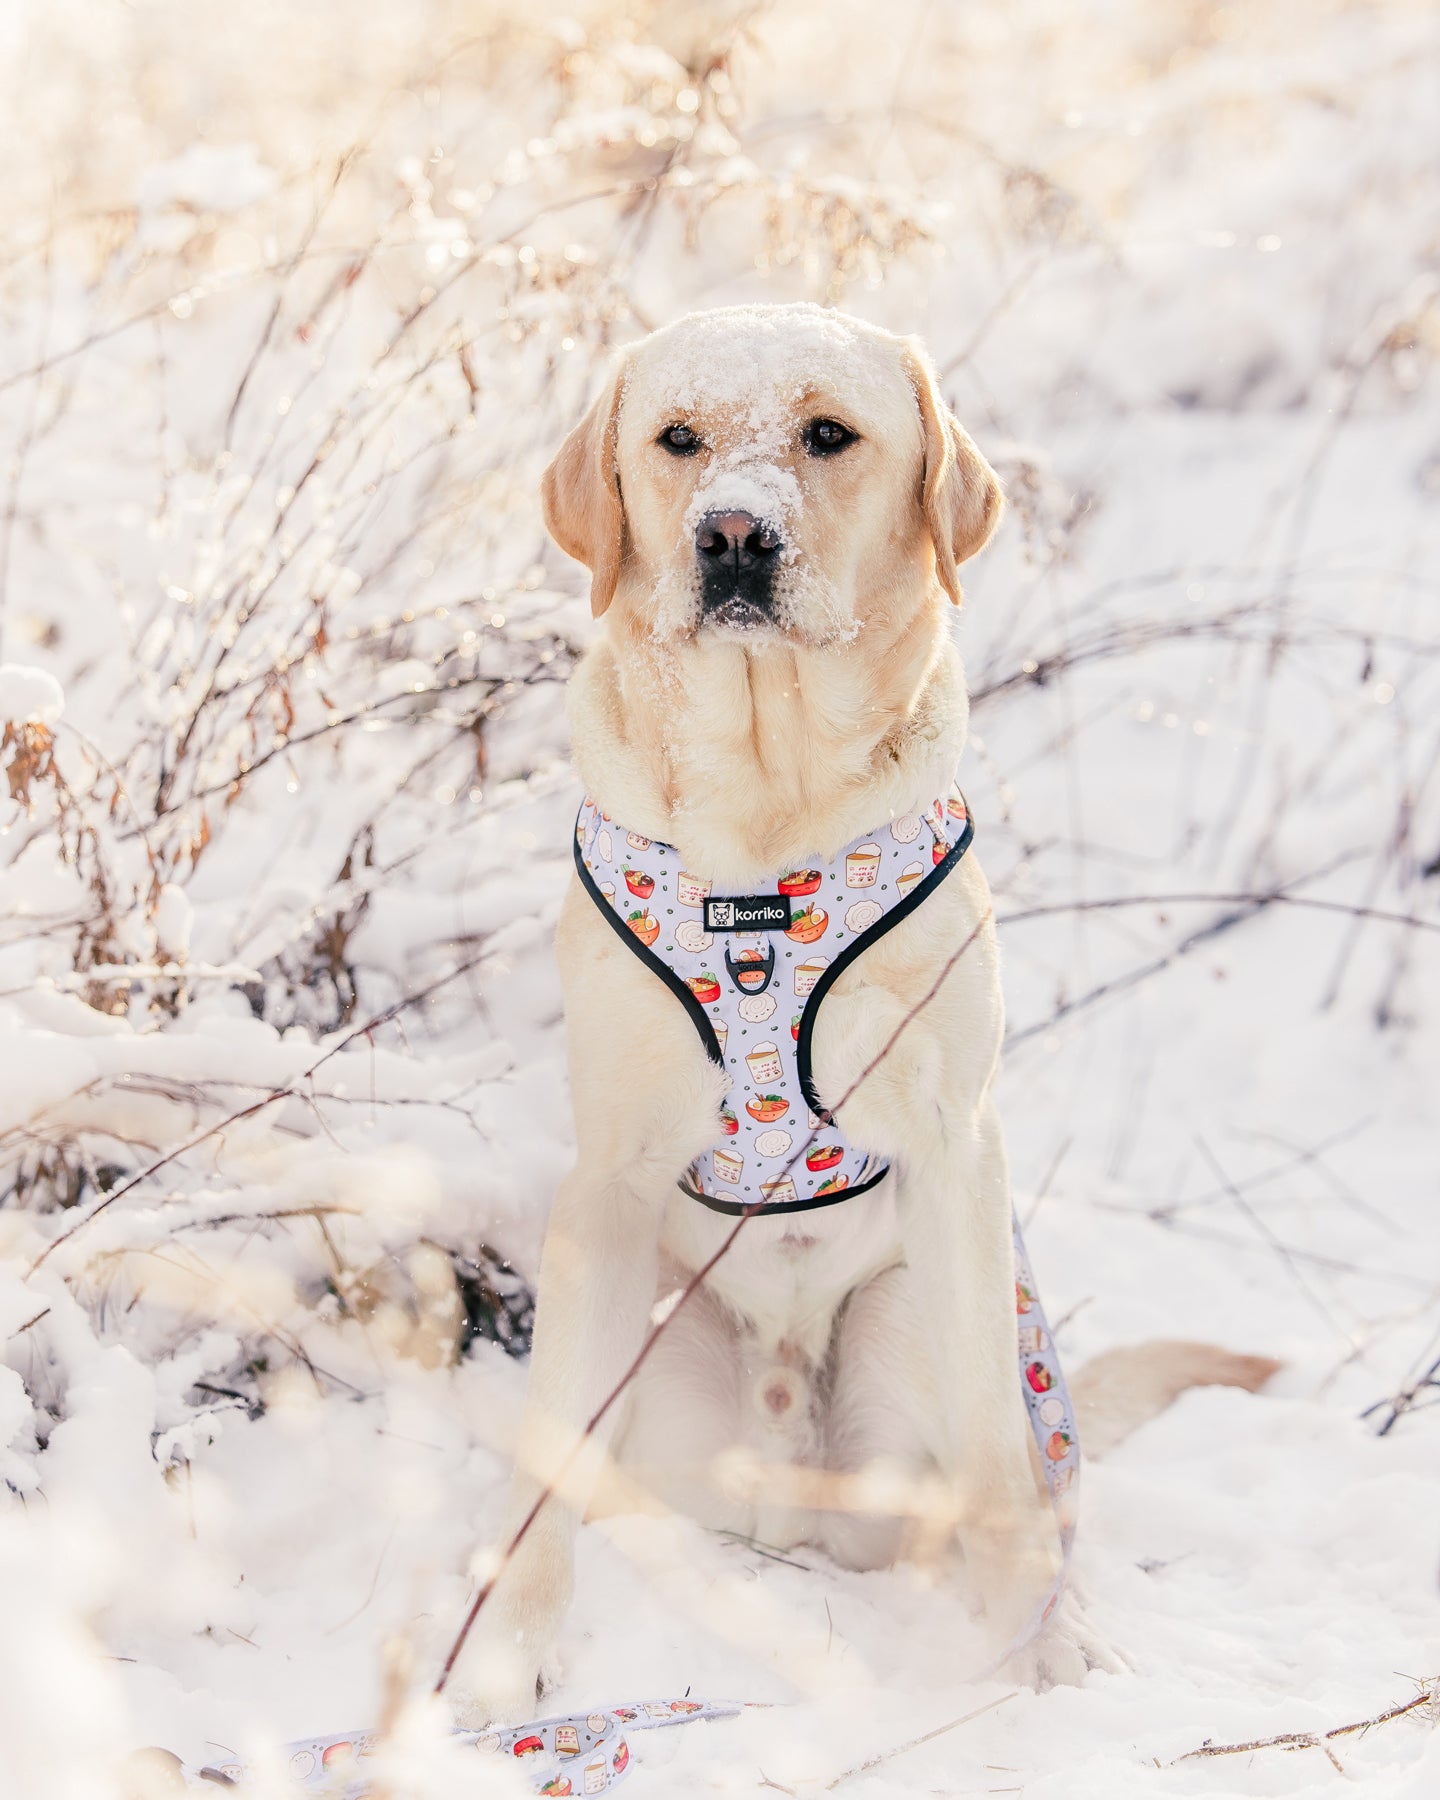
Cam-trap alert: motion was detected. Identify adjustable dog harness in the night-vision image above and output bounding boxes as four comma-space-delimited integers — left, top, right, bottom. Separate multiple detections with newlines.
574, 783, 975, 1213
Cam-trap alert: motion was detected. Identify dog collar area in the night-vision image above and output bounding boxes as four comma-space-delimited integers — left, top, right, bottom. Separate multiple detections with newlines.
573, 786, 974, 1215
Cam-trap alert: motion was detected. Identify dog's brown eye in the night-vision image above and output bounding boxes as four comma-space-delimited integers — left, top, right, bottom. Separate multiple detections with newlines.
804, 418, 857, 456
658, 423, 700, 455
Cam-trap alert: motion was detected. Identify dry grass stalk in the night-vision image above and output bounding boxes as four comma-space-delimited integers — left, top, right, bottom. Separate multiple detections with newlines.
1174, 1678, 1440, 1771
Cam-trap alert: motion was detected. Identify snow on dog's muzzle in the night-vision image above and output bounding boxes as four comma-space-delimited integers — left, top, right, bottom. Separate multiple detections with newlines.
694, 507, 782, 626
684, 458, 799, 632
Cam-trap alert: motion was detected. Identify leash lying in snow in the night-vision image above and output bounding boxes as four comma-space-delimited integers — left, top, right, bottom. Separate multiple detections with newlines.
999, 1211, 1080, 1665
187, 1697, 745, 1793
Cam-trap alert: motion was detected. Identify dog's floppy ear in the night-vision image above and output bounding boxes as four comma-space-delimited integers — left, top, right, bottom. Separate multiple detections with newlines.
542, 361, 628, 618
904, 342, 1003, 605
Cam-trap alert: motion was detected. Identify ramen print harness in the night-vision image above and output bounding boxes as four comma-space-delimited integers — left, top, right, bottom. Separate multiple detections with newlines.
575, 784, 975, 1213
574, 782, 1080, 1652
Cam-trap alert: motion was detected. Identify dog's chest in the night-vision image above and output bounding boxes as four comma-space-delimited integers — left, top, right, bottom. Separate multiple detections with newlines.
660, 1174, 903, 1360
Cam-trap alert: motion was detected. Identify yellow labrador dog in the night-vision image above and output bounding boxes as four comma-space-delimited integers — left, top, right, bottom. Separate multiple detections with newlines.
450, 304, 1271, 1723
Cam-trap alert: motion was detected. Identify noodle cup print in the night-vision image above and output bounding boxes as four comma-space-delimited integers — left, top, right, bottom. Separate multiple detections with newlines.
745, 1041, 783, 1084
844, 899, 881, 933
712, 1019, 728, 1056
599, 882, 615, 901
626, 831, 652, 850
714, 1147, 744, 1183
674, 919, 713, 953
756, 1128, 792, 1158
595, 829, 612, 863
555, 1725, 580, 1756
794, 956, 828, 996
761, 1175, 800, 1206
845, 842, 882, 886
890, 813, 922, 844
738, 992, 776, 1023
677, 871, 711, 907
1018, 1326, 1049, 1357
896, 860, 924, 897
584, 1758, 609, 1794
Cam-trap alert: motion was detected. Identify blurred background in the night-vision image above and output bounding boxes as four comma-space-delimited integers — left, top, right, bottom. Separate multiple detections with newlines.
1, 2, 1437, 1794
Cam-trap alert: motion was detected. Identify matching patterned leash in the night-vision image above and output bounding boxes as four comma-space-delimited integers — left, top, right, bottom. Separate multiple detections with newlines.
186, 1698, 745, 1794
991, 1211, 1080, 1672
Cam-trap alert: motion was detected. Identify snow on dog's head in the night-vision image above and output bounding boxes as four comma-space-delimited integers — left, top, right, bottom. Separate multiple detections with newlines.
542, 303, 1003, 645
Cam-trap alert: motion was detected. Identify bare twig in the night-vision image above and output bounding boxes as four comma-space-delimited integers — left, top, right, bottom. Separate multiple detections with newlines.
1194, 1136, 1354, 1344
1362, 1339, 1440, 1437
826, 1691, 1017, 1789
999, 890, 1439, 937
1002, 854, 1376, 1047
1174, 1678, 1439, 1765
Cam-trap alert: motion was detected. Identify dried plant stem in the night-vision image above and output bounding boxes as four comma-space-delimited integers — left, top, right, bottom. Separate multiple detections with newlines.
1002, 853, 1367, 1048
1174, 1679, 1438, 1766
999, 890, 1439, 937
1362, 1344, 1440, 1437
826, 1691, 1017, 1789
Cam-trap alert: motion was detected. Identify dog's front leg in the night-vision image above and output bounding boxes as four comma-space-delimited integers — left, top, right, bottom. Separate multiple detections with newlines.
893, 1097, 1062, 1657
447, 887, 722, 1727
447, 1163, 667, 1726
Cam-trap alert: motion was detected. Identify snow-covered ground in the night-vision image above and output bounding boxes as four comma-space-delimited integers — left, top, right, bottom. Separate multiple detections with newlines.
1, 2, 1438, 1795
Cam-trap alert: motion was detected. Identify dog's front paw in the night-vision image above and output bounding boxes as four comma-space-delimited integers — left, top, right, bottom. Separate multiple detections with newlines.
446, 1627, 560, 1731
443, 1540, 570, 1730
1003, 1594, 1128, 1690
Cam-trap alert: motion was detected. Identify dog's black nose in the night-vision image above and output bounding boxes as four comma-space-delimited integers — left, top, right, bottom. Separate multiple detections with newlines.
695, 510, 782, 571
